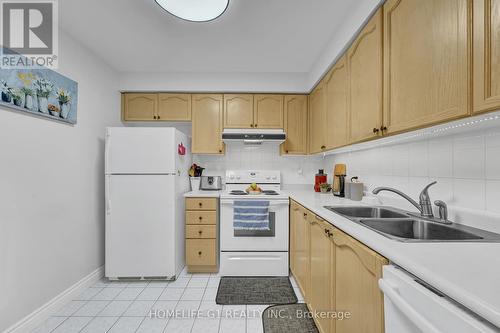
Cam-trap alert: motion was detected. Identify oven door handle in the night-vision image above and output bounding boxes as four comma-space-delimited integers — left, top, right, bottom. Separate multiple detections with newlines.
221, 199, 289, 206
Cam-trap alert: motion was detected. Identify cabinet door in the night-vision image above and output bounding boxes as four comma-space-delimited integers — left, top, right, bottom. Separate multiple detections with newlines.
333, 229, 388, 333
157, 93, 191, 121
473, 0, 500, 114
383, 0, 469, 133
289, 201, 300, 276
294, 206, 310, 298
224, 94, 254, 128
347, 8, 383, 143
192, 94, 224, 154
282, 95, 308, 155
253, 94, 284, 128
309, 216, 333, 333
122, 93, 157, 121
325, 56, 348, 150
309, 82, 327, 154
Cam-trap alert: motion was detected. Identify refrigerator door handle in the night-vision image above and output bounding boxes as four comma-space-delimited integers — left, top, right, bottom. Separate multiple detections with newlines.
106, 175, 111, 215
105, 129, 110, 174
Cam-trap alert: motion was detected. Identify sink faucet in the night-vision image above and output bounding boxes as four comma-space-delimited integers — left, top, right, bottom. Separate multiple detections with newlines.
372, 181, 437, 218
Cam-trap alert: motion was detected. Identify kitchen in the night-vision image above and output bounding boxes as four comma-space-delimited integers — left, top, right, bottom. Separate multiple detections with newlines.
2, 0, 500, 333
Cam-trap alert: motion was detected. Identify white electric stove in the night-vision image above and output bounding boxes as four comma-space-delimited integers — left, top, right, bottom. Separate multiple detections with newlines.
220, 170, 290, 276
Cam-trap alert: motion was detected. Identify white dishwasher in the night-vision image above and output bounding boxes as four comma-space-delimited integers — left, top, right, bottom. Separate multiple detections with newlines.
379, 265, 499, 333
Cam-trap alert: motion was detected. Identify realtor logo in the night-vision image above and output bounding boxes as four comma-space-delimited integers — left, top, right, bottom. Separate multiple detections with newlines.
0, 0, 58, 68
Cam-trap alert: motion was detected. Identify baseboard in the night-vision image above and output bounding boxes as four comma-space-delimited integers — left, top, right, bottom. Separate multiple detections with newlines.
3, 266, 104, 333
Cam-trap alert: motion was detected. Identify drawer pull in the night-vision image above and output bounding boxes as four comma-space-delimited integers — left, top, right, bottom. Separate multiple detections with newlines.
198, 202, 203, 207
198, 251, 202, 256
198, 216, 203, 220
198, 230, 203, 235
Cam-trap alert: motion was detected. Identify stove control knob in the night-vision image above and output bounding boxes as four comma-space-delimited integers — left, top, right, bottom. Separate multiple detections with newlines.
266, 176, 271, 180
272, 176, 277, 180
236, 176, 241, 179
229, 175, 234, 179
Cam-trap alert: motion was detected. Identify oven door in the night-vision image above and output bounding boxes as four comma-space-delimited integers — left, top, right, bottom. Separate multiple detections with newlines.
220, 198, 289, 251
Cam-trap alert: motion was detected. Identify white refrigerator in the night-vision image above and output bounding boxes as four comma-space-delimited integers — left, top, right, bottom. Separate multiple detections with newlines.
105, 127, 192, 279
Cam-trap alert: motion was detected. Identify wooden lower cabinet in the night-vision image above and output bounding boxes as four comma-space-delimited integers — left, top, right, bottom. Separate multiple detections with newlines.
332, 228, 388, 333
289, 200, 388, 333
185, 197, 219, 273
308, 214, 334, 333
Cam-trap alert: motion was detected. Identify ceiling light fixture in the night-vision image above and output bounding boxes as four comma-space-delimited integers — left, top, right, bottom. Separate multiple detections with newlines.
155, 0, 229, 22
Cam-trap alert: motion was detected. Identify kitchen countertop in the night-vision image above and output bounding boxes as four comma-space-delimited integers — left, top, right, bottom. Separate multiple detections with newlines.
191, 187, 500, 327
285, 189, 500, 329
184, 190, 221, 198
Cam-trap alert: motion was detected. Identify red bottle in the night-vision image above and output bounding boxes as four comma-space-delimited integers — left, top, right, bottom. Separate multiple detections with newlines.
314, 169, 327, 192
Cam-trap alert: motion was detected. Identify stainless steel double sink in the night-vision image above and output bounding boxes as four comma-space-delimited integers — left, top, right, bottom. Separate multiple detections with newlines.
323, 206, 500, 242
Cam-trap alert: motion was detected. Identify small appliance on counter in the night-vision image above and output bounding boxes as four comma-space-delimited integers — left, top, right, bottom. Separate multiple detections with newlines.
200, 176, 222, 190
333, 164, 346, 197
314, 169, 328, 192
345, 176, 364, 201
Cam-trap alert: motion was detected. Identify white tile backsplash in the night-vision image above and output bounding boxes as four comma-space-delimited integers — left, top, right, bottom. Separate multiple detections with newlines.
324, 126, 500, 215
194, 143, 324, 185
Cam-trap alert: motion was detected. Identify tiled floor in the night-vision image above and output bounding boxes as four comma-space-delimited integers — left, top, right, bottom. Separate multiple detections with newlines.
32, 268, 304, 333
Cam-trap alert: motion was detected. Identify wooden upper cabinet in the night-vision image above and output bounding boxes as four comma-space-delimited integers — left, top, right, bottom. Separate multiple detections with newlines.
191, 94, 224, 154
348, 8, 383, 143
309, 81, 327, 154
157, 93, 191, 121
333, 228, 388, 333
223, 94, 254, 128
282, 95, 308, 155
253, 94, 284, 128
383, 0, 470, 133
309, 215, 333, 333
325, 55, 348, 150
122, 93, 157, 121
473, 0, 500, 114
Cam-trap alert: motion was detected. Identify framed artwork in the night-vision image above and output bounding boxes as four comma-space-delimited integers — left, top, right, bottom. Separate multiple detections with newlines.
0, 68, 78, 124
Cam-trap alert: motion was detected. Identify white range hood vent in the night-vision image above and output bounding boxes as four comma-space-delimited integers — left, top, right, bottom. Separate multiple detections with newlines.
222, 129, 286, 145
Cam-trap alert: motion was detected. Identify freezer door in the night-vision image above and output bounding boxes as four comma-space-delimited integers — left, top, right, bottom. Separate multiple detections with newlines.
105, 175, 176, 278
105, 127, 176, 174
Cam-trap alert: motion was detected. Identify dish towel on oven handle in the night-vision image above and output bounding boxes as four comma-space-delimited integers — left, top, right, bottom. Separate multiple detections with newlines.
233, 200, 270, 231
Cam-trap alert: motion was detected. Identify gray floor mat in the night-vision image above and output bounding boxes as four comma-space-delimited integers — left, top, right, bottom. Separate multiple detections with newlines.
263, 303, 320, 333
215, 276, 298, 305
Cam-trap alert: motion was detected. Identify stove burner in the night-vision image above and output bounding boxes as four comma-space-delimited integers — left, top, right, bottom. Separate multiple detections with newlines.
262, 190, 279, 195
229, 190, 248, 195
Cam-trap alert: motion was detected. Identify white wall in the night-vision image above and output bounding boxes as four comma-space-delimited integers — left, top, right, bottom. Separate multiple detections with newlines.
193, 143, 324, 185
323, 125, 500, 216
0, 31, 121, 330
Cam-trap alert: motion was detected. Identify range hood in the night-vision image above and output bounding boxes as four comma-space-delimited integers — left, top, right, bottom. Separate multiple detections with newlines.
222, 129, 286, 145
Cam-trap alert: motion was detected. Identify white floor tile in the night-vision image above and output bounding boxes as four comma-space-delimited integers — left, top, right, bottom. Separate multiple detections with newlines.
151, 300, 178, 314
219, 317, 246, 333
108, 317, 144, 333
159, 287, 184, 301
125, 281, 150, 288
92, 279, 111, 288
247, 305, 270, 320
179, 267, 192, 278
54, 301, 86, 316
80, 317, 119, 333
190, 273, 211, 278
148, 281, 170, 288
106, 280, 129, 287
187, 277, 209, 288
247, 318, 264, 333
122, 300, 155, 317
92, 287, 124, 301
136, 287, 164, 301
73, 301, 110, 316
202, 288, 218, 301
136, 317, 169, 333
175, 300, 201, 314
115, 287, 145, 300
191, 317, 220, 333
31, 316, 67, 333
163, 318, 194, 333
207, 277, 221, 288
181, 288, 205, 301
74, 287, 103, 301
167, 277, 190, 288
97, 300, 132, 316
52, 317, 92, 333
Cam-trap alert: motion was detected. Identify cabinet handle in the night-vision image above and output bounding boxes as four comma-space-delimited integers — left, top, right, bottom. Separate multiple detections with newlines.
250, 124, 254, 128
255, 124, 258, 127
380, 126, 387, 132
198, 216, 203, 220
373, 127, 380, 134
198, 230, 203, 235
153, 115, 157, 120
219, 149, 222, 153
198, 202, 203, 207
321, 145, 326, 149
157, 115, 160, 120
198, 251, 202, 256
303, 212, 307, 217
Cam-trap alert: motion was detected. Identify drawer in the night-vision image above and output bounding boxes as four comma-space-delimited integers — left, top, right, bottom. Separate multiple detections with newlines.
186, 198, 217, 210
186, 225, 216, 239
186, 239, 216, 266
186, 211, 217, 225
